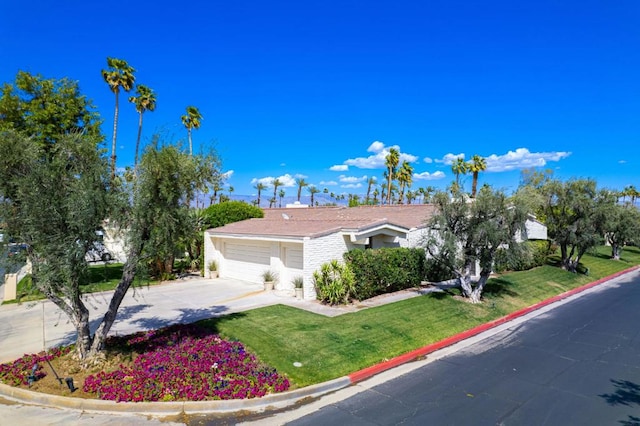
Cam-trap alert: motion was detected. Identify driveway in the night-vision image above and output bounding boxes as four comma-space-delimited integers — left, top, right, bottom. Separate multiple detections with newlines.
0, 276, 268, 363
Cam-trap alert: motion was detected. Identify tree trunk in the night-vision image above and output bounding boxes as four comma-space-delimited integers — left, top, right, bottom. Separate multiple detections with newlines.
111, 91, 119, 181
469, 268, 491, 304
88, 251, 140, 357
457, 261, 474, 299
611, 244, 621, 260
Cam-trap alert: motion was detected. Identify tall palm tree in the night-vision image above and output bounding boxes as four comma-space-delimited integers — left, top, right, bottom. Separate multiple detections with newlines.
271, 178, 282, 208
254, 182, 267, 207
365, 177, 376, 204
468, 154, 487, 198
102, 57, 136, 180
128, 84, 156, 168
385, 148, 400, 205
307, 185, 320, 207
278, 189, 285, 207
181, 106, 202, 156
295, 177, 308, 202
396, 161, 414, 204
451, 157, 468, 189
424, 185, 436, 204
372, 188, 379, 204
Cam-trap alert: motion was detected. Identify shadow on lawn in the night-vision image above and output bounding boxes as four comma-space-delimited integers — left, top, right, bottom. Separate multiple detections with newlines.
482, 278, 519, 298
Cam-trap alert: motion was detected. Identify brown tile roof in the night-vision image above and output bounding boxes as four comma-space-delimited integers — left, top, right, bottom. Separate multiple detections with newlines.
206, 205, 437, 239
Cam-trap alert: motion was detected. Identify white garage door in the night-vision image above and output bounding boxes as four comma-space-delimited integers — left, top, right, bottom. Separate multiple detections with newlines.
223, 241, 271, 282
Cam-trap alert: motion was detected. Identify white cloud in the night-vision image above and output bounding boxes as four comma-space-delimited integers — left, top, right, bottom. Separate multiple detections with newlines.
435, 153, 465, 165
250, 173, 297, 187
320, 180, 338, 186
423, 157, 433, 164
342, 141, 419, 169
414, 171, 446, 181
339, 175, 368, 184
619, 160, 627, 164
431, 148, 571, 172
222, 170, 234, 179
330, 164, 349, 171
484, 148, 571, 172
341, 183, 363, 189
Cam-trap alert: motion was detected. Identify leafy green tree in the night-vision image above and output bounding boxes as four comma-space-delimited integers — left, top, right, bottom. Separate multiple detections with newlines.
254, 182, 267, 207
385, 148, 399, 205
468, 154, 487, 198
603, 201, 640, 260
203, 200, 264, 228
91, 138, 216, 356
0, 71, 103, 147
424, 187, 529, 303
270, 178, 282, 208
396, 160, 414, 204
451, 157, 468, 189
365, 177, 376, 204
102, 57, 136, 180
0, 130, 111, 359
128, 84, 157, 168
295, 177, 308, 202
308, 185, 320, 207
181, 105, 202, 156
538, 178, 611, 272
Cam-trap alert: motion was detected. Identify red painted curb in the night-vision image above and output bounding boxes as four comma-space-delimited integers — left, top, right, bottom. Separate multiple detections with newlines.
348, 266, 640, 384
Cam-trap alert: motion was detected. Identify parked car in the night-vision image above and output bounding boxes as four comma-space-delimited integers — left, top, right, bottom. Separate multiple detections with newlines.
85, 241, 112, 262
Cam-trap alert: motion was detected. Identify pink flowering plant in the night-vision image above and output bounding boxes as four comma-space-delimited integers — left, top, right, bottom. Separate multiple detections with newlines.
82, 323, 290, 402
0, 346, 72, 386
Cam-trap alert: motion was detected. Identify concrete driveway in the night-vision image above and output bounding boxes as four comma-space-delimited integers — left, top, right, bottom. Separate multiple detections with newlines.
0, 276, 270, 363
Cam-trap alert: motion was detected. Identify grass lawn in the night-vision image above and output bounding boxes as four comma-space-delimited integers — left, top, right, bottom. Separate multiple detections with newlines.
5, 263, 159, 304
199, 245, 640, 388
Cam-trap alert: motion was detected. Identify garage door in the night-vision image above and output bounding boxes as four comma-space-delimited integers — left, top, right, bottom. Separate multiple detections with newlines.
223, 241, 271, 282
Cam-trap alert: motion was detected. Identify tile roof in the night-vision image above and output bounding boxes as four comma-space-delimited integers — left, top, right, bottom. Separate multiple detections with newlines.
206, 204, 437, 239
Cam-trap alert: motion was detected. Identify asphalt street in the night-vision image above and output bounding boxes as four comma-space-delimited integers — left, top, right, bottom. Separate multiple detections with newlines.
265, 272, 640, 425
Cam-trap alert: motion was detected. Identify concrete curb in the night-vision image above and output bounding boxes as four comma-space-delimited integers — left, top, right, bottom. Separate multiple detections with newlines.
1, 266, 638, 416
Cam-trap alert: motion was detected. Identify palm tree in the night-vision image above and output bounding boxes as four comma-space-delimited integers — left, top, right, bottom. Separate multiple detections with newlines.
424, 185, 436, 204
365, 177, 376, 204
271, 178, 282, 208
254, 182, 267, 207
278, 189, 285, 207
295, 177, 308, 202
396, 161, 414, 204
102, 57, 136, 180
451, 157, 468, 189
128, 84, 156, 168
372, 188, 379, 205
181, 106, 203, 156
468, 154, 487, 198
307, 185, 320, 207
385, 148, 400, 205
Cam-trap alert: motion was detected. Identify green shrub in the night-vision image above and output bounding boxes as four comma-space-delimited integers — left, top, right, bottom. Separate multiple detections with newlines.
343, 248, 426, 300
203, 201, 264, 229
424, 257, 455, 282
494, 240, 556, 273
313, 260, 355, 305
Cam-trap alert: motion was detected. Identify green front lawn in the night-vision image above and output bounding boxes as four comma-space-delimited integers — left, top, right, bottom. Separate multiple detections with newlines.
200, 245, 640, 388
5, 263, 155, 304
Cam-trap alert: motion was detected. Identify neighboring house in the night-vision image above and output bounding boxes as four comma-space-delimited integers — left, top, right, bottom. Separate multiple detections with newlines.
203, 205, 548, 300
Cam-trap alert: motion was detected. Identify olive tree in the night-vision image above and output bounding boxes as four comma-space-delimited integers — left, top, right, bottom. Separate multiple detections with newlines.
424, 187, 529, 303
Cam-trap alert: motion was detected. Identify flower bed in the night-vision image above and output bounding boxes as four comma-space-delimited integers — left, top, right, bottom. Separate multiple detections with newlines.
1, 324, 290, 403
0, 346, 72, 386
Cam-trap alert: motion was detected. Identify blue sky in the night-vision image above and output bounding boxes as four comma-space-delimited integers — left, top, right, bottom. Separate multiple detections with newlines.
1, 0, 638, 199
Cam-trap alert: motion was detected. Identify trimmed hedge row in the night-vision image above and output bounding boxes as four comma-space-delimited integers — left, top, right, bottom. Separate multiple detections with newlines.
343, 248, 426, 301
